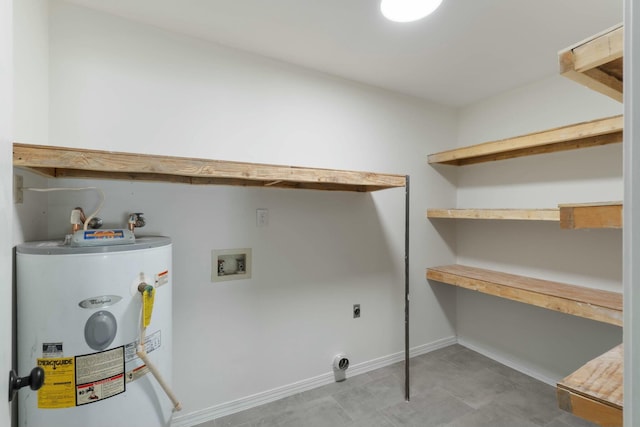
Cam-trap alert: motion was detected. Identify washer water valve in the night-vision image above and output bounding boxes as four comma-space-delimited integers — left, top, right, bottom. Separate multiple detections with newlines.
128, 213, 146, 233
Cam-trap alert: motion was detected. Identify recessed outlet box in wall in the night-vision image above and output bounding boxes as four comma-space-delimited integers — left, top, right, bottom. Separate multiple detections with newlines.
212, 248, 252, 282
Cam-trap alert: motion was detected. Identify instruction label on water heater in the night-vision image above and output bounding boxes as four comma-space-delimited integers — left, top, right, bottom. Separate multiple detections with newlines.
75, 346, 125, 406
37, 357, 76, 409
124, 330, 161, 363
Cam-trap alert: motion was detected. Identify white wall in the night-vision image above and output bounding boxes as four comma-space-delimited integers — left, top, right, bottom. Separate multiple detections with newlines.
37, 1, 458, 423
453, 75, 624, 383
11, 1, 49, 426
13, 0, 48, 145
13, 0, 49, 244
1, 0, 14, 425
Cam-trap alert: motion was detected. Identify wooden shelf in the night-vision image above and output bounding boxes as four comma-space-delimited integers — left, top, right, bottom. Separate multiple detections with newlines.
426, 264, 622, 326
557, 344, 623, 427
427, 115, 622, 166
427, 202, 622, 229
427, 208, 560, 222
12, 143, 406, 192
560, 24, 623, 102
559, 202, 622, 229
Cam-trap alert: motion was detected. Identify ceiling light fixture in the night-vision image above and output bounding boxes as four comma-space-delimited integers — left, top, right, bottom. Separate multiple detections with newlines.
380, 0, 443, 23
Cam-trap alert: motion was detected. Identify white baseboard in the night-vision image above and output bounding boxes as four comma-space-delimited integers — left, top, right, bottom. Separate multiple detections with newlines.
170, 335, 457, 427
457, 338, 558, 386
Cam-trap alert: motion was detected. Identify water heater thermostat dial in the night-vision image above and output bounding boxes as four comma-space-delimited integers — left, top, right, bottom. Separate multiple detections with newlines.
84, 310, 117, 351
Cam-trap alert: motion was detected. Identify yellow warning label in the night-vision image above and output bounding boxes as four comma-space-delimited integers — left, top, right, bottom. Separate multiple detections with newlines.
143, 287, 155, 328
37, 357, 75, 409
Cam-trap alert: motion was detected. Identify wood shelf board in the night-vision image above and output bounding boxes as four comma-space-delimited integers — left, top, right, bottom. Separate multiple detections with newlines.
559, 202, 622, 229
426, 264, 622, 326
557, 388, 622, 427
557, 344, 623, 426
13, 144, 406, 192
559, 24, 623, 102
427, 208, 560, 221
427, 202, 622, 229
427, 115, 622, 166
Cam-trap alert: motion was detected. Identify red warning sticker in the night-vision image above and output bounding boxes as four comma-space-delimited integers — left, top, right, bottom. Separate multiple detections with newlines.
125, 365, 149, 384
156, 270, 169, 287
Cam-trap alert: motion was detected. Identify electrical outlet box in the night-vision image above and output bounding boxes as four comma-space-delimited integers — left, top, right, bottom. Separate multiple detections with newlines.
256, 208, 268, 227
14, 174, 23, 204
212, 248, 252, 282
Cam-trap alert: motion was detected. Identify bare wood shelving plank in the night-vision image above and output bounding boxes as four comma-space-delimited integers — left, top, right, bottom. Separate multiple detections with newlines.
559, 202, 622, 230
427, 202, 623, 230
427, 115, 622, 166
427, 208, 560, 222
557, 344, 623, 427
13, 143, 406, 192
426, 264, 622, 326
559, 24, 623, 102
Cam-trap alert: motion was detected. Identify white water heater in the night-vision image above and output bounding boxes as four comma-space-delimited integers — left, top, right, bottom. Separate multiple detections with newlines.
17, 237, 174, 427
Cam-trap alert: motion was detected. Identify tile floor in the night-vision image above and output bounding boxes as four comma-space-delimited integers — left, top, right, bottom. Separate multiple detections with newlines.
198, 344, 597, 427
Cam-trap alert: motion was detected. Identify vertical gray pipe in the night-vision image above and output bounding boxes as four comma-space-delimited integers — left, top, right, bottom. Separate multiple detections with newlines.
623, 2, 639, 423
404, 175, 410, 401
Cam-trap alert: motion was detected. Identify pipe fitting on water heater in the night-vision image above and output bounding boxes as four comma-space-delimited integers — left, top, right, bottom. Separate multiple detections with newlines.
333, 354, 349, 382
128, 212, 146, 234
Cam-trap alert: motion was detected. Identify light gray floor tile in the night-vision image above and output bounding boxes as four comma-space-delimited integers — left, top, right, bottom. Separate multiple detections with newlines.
438, 346, 503, 372
408, 355, 471, 395
440, 367, 518, 409
332, 373, 406, 421
368, 361, 403, 379
252, 396, 352, 427
546, 420, 579, 427
298, 371, 375, 403
545, 412, 600, 427
442, 401, 541, 427
494, 383, 565, 425
215, 393, 309, 427
427, 344, 466, 360
488, 363, 558, 394
382, 386, 473, 427
344, 411, 395, 427
197, 344, 579, 427
381, 354, 431, 380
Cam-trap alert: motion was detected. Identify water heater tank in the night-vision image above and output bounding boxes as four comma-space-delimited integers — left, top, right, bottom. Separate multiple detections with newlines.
16, 237, 173, 427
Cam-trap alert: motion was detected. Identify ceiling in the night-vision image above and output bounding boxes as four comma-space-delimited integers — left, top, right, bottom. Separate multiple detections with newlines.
63, 0, 623, 107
